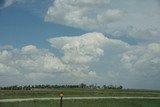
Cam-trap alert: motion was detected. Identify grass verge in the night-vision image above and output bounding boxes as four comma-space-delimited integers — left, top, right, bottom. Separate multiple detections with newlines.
0, 88, 160, 99
0, 99, 160, 107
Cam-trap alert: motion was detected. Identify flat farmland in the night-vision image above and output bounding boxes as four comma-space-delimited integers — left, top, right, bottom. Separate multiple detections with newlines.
0, 88, 160, 107
0, 88, 160, 99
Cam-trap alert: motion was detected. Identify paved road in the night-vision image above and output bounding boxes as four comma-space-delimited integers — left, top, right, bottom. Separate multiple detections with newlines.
0, 97, 160, 102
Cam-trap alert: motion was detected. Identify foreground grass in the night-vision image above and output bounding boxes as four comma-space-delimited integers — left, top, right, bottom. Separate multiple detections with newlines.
0, 99, 160, 107
0, 88, 160, 99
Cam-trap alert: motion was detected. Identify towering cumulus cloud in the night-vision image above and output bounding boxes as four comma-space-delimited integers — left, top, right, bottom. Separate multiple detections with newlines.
0, 33, 107, 85
0, 32, 160, 88
0, 0, 160, 89
48, 32, 106, 64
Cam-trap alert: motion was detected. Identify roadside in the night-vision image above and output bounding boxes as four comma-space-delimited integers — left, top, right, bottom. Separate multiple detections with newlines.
0, 97, 160, 102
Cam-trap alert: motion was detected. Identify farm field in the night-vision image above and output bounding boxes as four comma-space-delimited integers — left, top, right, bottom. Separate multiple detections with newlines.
0, 88, 160, 99
0, 88, 160, 107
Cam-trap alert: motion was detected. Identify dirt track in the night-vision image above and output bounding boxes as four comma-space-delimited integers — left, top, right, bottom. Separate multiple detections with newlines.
0, 97, 160, 102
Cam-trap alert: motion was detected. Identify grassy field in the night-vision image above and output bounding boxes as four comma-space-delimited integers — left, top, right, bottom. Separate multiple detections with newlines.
0, 99, 160, 107
0, 88, 160, 107
0, 88, 160, 99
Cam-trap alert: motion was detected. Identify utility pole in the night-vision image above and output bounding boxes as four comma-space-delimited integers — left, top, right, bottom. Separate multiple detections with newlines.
59, 92, 64, 107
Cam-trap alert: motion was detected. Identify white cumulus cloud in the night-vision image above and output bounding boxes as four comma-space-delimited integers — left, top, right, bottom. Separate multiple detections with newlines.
0, 32, 160, 89
45, 0, 123, 30
48, 32, 106, 64
45, 0, 160, 43
111, 26, 160, 43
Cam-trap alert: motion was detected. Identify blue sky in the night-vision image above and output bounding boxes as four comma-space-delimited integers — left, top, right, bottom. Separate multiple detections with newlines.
0, 0, 160, 89
0, 1, 86, 47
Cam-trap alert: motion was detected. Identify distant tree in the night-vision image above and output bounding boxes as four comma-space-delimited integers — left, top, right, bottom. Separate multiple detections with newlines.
89, 84, 95, 89
117, 85, 123, 89
103, 85, 107, 89
79, 83, 86, 88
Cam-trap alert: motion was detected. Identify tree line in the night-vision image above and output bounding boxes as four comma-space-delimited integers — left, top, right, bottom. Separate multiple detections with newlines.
0, 83, 123, 90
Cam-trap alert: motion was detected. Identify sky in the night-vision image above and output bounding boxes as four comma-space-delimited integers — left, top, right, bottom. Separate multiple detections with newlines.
0, 0, 160, 89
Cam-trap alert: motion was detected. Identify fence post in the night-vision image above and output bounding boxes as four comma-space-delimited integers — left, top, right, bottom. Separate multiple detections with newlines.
59, 92, 64, 107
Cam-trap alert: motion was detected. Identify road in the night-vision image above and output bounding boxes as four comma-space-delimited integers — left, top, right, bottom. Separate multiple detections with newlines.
0, 97, 160, 102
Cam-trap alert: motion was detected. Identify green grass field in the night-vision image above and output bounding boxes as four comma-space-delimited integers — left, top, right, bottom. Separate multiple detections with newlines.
0, 88, 160, 107
0, 88, 160, 99
0, 99, 160, 107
